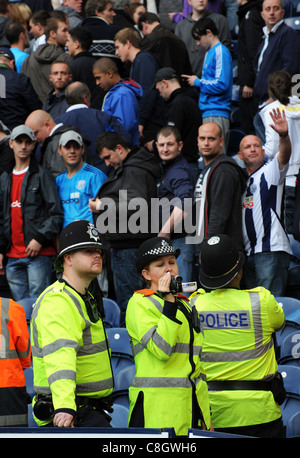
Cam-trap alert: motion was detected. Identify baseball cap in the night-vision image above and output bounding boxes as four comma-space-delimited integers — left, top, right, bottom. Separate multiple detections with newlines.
154, 67, 179, 84
136, 237, 180, 273
59, 130, 83, 147
0, 47, 14, 60
10, 125, 35, 142
54, 220, 105, 272
199, 234, 245, 290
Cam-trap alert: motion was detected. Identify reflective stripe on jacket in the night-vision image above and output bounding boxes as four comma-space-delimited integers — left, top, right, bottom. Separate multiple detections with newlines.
192, 286, 285, 428
30, 280, 113, 423
126, 290, 211, 435
0, 297, 31, 426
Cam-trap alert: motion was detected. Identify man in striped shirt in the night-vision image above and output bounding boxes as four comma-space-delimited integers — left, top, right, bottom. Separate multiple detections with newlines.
237, 108, 292, 296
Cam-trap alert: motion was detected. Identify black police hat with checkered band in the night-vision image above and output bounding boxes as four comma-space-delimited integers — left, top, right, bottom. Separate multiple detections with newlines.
54, 220, 105, 272
136, 237, 181, 273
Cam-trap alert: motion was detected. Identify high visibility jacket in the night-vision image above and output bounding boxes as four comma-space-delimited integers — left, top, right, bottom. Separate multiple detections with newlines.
30, 280, 113, 426
0, 297, 31, 426
126, 289, 211, 436
191, 286, 285, 429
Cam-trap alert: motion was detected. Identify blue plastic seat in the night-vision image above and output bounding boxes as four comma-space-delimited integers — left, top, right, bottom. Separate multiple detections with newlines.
275, 296, 300, 347
112, 365, 136, 408
286, 411, 300, 437
110, 403, 129, 428
102, 297, 121, 328
24, 366, 35, 399
278, 365, 300, 425
17, 297, 37, 322
106, 327, 134, 377
278, 330, 300, 367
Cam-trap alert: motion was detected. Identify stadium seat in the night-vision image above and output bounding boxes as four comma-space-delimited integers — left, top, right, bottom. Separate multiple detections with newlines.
24, 366, 35, 399
284, 16, 300, 32
227, 129, 246, 156
278, 330, 300, 367
102, 297, 121, 328
286, 411, 300, 437
111, 365, 136, 408
278, 365, 300, 425
27, 405, 38, 427
17, 297, 37, 322
275, 296, 300, 347
110, 403, 129, 428
106, 327, 134, 377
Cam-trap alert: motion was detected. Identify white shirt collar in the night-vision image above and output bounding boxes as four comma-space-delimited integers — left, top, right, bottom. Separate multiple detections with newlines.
263, 19, 284, 36
66, 104, 89, 111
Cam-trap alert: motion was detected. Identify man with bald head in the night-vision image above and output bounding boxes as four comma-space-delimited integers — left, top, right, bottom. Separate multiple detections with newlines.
25, 109, 85, 177
238, 108, 292, 296
194, 121, 247, 252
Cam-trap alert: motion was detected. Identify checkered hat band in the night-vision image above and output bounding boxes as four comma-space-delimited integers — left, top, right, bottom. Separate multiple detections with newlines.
143, 246, 174, 257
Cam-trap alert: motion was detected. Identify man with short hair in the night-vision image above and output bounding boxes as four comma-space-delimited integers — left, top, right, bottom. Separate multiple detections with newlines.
237, 109, 292, 296
114, 27, 165, 145
5, 21, 29, 72
56, 130, 107, 228
28, 9, 50, 52
21, 16, 72, 103
93, 56, 142, 146
30, 219, 114, 428
66, 26, 98, 98
175, 0, 231, 76
89, 131, 161, 315
253, 0, 300, 111
182, 16, 232, 151
55, 81, 132, 174
137, 11, 192, 75
194, 121, 247, 251
155, 126, 197, 282
42, 61, 71, 118
0, 125, 64, 301
154, 67, 201, 168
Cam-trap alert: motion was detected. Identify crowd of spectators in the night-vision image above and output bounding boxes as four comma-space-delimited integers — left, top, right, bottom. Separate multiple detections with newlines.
1, 0, 300, 434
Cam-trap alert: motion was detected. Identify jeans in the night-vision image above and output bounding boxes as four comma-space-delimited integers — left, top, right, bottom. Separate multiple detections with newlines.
111, 248, 144, 312
172, 237, 195, 283
241, 251, 291, 297
6, 255, 54, 301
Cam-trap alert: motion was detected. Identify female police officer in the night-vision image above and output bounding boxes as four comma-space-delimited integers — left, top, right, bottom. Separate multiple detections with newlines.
125, 236, 211, 435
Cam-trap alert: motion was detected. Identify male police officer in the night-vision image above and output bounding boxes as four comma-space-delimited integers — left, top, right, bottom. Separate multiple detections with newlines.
190, 234, 286, 437
30, 220, 113, 427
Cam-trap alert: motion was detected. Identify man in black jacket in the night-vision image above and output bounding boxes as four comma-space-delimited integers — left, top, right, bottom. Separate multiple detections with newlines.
194, 122, 248, 252
0, 48, 41, 130
0, 125, 64, 301
89, 131, 161, 314
154, 66, 201, 169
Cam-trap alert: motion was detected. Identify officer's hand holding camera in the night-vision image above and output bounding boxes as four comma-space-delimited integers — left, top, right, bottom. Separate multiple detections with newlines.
157, 272, 175, 303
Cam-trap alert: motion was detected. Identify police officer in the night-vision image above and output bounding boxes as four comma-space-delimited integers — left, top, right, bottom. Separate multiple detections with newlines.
191, 234, 286, 437
126, 236, 212, 436
30, 220, 114, 427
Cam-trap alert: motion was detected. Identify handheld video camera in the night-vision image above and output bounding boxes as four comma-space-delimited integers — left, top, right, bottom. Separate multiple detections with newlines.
169, 275, 197, 295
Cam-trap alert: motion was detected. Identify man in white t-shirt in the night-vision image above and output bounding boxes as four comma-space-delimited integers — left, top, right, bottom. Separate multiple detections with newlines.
237, 108, 292, 296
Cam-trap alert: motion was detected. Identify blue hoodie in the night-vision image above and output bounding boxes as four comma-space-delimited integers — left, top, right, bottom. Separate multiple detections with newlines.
102, 78, 143, 146
194, 42, 232, 119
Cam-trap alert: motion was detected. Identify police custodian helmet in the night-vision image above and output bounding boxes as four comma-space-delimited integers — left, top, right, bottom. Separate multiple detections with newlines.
199, 234, 245, 290
136, 237, 181, 273
54, 220, 105, 272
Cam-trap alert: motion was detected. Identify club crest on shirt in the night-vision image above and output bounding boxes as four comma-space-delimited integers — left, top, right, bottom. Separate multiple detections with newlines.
77, 180, 86, 190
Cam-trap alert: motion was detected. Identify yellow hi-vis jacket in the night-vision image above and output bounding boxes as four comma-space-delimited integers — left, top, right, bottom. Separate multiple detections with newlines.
126, 289, 211, 436
191, 286, 285, 429
30, 280, 113, 426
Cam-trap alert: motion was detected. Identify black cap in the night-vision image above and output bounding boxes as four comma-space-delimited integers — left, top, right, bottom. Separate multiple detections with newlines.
199, 234, 245, 290
54, 220, 105, 272
136, 237, 180, 273
154, 67, 179, 84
